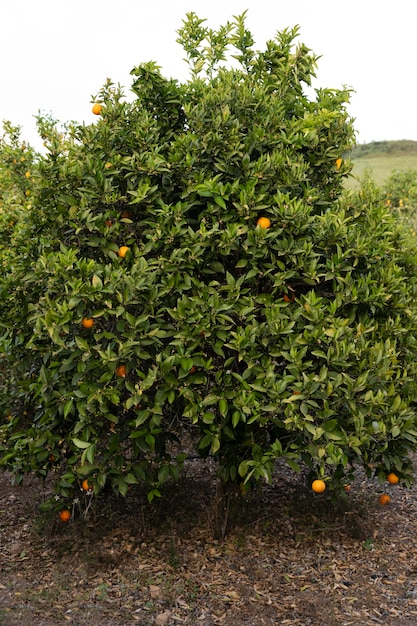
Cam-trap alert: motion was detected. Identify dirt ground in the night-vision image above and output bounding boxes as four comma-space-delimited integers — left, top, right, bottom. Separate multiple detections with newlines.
1, 456, 417, 626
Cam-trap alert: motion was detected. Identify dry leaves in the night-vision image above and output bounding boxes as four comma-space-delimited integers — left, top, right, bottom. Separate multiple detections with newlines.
1, 458, 417, 625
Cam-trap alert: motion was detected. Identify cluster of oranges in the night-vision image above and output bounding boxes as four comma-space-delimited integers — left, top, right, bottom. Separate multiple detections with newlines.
58, 479, 93, 522
311, 471, 400, 506
378, 472, 400, 505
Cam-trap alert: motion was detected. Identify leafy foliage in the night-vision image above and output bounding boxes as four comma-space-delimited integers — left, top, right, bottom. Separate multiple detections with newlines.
383, 169, 417, 228
1, 13, 417, 508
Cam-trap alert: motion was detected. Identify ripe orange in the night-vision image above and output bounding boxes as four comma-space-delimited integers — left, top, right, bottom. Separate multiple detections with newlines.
104, 162, 113, 169
118, 245, 129, 258
312, 479, 326, 493
343, 484, 351, 492
59, 509, 71, 522
81, 479, 91, 492
82, 317, 94, 329
25, 170, 31, 179
257, 216, 271, 229
387, 472, 399, 485
92, 103, 103, 115
335, 158, 343, 170
115, 364, 127, 378
189, 366, 196, 374
283, 293, 295, 303
379, 494, 390, 505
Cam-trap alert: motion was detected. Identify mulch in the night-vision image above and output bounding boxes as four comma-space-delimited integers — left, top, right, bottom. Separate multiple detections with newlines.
1, 456, 417, 625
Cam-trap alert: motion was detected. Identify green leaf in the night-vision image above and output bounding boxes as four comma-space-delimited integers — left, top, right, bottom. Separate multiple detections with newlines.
92, 274, 103, 290
218, 398, 228, 417
72, 438, 91, 449
63, 398, 73, 419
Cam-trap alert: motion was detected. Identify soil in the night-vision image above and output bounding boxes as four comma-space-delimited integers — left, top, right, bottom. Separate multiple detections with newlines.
1, 455, 417, 626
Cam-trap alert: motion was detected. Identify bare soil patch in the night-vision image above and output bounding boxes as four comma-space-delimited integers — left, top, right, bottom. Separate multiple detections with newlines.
1, 457, 417, 625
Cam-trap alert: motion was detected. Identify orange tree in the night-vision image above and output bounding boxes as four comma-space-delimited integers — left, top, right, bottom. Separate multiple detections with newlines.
1, 12, 417, 506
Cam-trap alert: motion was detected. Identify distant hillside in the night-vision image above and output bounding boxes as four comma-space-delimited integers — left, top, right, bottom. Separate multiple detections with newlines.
347, 140, 417, 187
350, 140, 417, 159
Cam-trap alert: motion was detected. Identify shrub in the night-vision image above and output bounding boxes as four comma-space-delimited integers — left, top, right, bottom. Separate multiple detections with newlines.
1, 13, 417, 507
383, 169, 417, 229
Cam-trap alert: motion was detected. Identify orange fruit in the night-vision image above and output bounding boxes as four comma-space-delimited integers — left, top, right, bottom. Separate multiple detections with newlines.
81, 479, 91, 492
82, 317, 94, 329
105, 219, 113, 227
115, 364, 127, 378
283, 293, 295, 303
25, 170, 31, 179
104, 162, 113, 169
257, 217, 271, 229
311, 479, 326, 493
59, 509, 71, 522
189, 366, 196, 374
387, 472, 399, 485
118, 245, 129, 258
335, 158, 343, 170
92, 103, 103, 115
379, 493, 390, 505
343, 484, 351, 492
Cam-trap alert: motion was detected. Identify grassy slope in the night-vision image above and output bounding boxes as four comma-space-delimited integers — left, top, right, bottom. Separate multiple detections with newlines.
346, 140, 417, 188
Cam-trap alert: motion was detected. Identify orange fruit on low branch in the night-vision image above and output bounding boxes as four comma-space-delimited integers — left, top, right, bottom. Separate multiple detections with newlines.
387, 472, 399, 484
115, 364, 127, 378
257, 217, 271, 229
311, 479, 326, 493
59, 509, 71, 522
81, 479, 91, 492
379, 494, 390, 505
82, 317, 94, 329
335, 158, 343, 170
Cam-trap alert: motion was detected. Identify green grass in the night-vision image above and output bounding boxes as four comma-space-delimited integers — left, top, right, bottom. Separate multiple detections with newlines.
346, 140, 417, 189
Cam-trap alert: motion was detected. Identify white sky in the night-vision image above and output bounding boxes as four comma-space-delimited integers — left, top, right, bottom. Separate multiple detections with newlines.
1, 0, 415, 151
